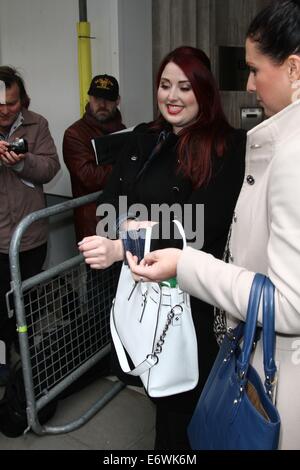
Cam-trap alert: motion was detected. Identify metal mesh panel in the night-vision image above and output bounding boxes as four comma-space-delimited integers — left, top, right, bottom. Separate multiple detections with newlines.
22, 262, 120, 400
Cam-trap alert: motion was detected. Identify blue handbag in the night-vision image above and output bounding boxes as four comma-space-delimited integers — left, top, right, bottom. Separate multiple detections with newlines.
188, 274, 281, 450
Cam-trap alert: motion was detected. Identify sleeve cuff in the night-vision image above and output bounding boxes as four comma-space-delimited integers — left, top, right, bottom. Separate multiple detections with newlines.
11, 160, 25, 172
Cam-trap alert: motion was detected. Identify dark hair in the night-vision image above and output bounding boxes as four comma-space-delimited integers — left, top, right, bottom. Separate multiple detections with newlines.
247, 0, 300, 64
0, 66, 30, 108
151, 46, 232, 189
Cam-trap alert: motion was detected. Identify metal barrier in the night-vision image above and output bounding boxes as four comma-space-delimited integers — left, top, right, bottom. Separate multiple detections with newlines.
7, 191, 125, 435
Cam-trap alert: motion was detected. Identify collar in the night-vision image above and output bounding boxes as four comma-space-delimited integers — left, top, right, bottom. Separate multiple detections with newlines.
0, 111, 24, 139
247, 99, 300, 146
83, 103, 126, 134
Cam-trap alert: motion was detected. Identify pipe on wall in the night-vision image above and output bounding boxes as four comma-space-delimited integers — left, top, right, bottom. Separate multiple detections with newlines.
79, 0, 87, 22
77, 0, 92, 116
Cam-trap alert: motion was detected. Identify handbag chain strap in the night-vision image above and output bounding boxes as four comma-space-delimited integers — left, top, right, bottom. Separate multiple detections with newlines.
213, 223, 232, 345
151, 304, 183, 359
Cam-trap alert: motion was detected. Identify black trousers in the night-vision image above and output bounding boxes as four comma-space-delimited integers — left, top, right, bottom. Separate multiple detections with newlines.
0, 243, 47, 359
152, 298, 219, 451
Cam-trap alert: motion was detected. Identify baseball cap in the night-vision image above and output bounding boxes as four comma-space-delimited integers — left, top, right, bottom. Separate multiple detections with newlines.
88, 74, 119, 101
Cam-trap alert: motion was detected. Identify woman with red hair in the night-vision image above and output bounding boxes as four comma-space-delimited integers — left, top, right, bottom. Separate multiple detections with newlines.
79, 46, 246, 449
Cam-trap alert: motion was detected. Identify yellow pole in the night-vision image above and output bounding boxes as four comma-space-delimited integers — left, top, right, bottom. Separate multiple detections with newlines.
77, 21, 92, 116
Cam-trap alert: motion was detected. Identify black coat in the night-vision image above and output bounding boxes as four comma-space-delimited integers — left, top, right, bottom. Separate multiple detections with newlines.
98, 123, 246, 445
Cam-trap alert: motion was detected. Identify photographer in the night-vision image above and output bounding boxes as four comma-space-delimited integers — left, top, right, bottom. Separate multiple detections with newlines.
0, 66, 60, 384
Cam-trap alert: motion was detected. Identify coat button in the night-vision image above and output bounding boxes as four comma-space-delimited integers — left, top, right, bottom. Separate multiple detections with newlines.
130, 155, 138, 161
229, 252, 234, 263
233, 212, 237, 223
250, 144, 262, 149
172, 186, 180, 192
246, 175, 255, 185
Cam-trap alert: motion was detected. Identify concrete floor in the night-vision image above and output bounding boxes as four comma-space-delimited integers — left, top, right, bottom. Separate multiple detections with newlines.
0, 377, 156, 450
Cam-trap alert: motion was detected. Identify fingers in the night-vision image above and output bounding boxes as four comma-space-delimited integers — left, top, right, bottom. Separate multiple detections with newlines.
78, 237, 103, 263
143, 251, 161, 263
85, 255, 109, 269
126, 251, 138, 265
78, 236, 102, 253
126, 251, 153, 281
0, 141, 9, 155
78, 236, 116, 269
126, 252, 143, 273
126, 251, 138, 270
81, 248, 107, 263
0, 150, 24, 165
78, 235, 98, 246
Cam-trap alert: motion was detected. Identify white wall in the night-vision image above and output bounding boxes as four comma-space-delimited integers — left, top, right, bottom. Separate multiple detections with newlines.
117, 0, 153, 127
0, 0, 153, 197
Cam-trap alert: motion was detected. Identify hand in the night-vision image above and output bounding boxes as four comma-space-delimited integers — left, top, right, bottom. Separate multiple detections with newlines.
126, 248, 182, 282
78, 236, 124, 269
0, 140, 9, 157
0, 140, 25, 166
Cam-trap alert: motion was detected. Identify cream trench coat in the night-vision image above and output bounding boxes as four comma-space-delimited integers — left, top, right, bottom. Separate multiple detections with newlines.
177, 99, 300, 450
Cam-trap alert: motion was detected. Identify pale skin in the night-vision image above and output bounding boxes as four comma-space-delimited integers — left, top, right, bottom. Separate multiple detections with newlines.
122, 40, 300, 283
126, 249, 181, 283
0, 82, 26, 165
246, 38, 300, 117
79, 62, 199, 269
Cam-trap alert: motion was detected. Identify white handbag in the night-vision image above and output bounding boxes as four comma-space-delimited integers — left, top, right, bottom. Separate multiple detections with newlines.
110, 220, 199, 397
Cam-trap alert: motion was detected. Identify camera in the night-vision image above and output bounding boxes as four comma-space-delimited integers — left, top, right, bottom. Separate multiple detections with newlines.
7, 138, 28, 155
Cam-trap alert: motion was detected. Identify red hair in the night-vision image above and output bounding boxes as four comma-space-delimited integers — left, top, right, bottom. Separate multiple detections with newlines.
151, 46, 232, 188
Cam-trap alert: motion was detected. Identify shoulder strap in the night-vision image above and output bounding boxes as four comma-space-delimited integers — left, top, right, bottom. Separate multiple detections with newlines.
262, 278, 277, 397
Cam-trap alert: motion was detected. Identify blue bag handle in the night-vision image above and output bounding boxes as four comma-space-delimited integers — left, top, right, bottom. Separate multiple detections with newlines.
237, 273, 266, 378
237, 274, 277, 397
263, 278, 277, 396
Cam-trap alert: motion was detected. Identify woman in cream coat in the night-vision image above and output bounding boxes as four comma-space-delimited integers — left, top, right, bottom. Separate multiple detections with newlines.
127, 0, 300, 450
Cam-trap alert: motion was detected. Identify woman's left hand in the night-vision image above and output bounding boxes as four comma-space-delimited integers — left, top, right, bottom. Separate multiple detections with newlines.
78, 236, 124, 269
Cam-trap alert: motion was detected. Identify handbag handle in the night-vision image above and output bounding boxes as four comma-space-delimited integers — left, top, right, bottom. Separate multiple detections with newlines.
237, 274, 277, 396
263, 278, 277, 396
237, 273, 266, 378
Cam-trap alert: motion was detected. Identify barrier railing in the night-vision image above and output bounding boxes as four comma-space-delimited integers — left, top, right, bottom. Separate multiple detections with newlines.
7, 191, 124, 435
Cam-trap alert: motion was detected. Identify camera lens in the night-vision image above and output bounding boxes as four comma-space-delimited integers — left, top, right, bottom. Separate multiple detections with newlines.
7, 138, 28, 154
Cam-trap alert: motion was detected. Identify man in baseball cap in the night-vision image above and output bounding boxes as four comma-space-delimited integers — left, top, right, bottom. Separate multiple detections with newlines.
63, 73, 125, 241
62, 73, 125, 377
